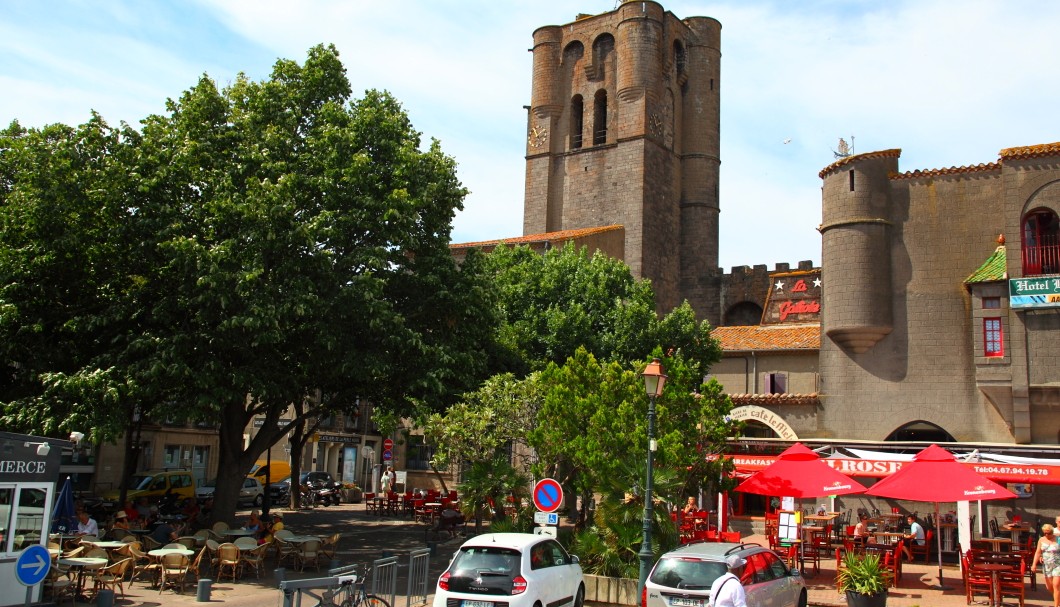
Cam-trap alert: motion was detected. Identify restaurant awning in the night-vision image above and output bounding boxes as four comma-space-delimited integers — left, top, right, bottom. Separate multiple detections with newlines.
713, 442, 1060, 485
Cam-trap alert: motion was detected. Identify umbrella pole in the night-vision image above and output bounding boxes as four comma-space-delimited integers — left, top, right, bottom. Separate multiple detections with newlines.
933, 501, 947, 590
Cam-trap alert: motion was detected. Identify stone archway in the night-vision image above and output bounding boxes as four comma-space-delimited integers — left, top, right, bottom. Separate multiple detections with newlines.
729, 405, 799, 440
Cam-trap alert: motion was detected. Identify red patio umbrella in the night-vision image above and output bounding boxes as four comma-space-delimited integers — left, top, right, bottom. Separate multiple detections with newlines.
736, 442, 867, 498
865, 443, 1017, 588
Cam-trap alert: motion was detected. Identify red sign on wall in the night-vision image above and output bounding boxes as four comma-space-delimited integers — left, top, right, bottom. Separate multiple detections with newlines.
762, 269, 822, 325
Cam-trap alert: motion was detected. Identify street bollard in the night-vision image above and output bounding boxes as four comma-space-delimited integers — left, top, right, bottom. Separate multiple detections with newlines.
96, 588, 114, 607
427, 541, 437, 556
196, 578, 212, 602
330, 559, 341, 571
274, 567, 286, 584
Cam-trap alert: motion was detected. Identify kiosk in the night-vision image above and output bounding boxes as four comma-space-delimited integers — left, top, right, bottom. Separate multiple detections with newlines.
0, 431, 68, 605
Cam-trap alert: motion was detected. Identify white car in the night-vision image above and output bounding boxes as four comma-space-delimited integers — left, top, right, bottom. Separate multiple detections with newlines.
644, 542, 806, 607
434, 533, 584, 607
196, 477, 264, 507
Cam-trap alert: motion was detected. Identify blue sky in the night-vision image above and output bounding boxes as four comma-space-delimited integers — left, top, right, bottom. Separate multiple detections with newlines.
3, 0, 1059, 270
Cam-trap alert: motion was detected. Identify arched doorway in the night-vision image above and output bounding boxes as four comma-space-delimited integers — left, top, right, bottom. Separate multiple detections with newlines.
884, 420, 955, 444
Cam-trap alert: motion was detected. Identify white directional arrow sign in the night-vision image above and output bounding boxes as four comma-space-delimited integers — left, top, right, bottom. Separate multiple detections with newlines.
20, 554, 47, 576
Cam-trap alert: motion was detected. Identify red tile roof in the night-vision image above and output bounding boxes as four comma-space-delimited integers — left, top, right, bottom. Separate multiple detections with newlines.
729, 393, 820, 407
1000, 142, 1060, 160
818, 149, 902, 179
891, 162, 1000, 180
450, 225, 623, 250
712, 325, 820, 352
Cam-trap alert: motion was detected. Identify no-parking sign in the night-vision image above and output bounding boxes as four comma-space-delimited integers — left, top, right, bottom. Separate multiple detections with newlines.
533, 478, 563, 513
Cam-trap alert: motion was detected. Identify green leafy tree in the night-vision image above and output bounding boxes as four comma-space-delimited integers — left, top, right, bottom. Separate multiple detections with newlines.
0, 45, 495, 521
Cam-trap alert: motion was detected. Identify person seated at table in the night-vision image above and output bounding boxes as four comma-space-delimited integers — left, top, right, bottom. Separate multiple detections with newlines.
75, 510, 99, 536
181, 497, 201, 528
112, 510, 131, 531
682, 496, 698, 516
122, 500, 141, 524
853, 513, 870, 542
244, 509, 263, 537
261, 512, 284, 545
135, 497, 153, 522
148, 519, 182, 545
902, 514, 925, 561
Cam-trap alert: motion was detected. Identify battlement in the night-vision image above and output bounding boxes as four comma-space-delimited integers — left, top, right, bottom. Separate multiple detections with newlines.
718, 260, 816, 278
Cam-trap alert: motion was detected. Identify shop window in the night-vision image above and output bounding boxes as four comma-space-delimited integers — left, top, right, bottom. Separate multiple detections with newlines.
163, 445, 181, 467
1021, 208, 1060, 275
1, 485, 49, 554
984, 317, 1003, 357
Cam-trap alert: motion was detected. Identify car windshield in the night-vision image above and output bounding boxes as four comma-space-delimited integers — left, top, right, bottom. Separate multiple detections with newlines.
650, 557, 727, 590
130, 475, 153, 490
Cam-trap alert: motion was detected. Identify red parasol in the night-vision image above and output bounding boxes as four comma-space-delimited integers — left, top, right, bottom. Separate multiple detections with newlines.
736, 442, 867, 498
866, 444, 1016, 588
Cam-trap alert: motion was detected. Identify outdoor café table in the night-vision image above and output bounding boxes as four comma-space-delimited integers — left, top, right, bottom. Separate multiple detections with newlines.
285, 535, 321, 544
871, 532, 906, 545
1002, 522, 1032, 545
980, 537, 1013, 552
59, 556, 108, 601
224, 528, 257, 538
972, 562, 1014, 607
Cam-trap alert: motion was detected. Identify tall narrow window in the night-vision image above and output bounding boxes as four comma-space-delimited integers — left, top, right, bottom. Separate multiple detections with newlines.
1021, 208, 1060, 275
765, 373, 787, 394
570, 95, 583, 149
849, 170, 855, 191
983, 318, 1003, 357
593, 90, 607, 145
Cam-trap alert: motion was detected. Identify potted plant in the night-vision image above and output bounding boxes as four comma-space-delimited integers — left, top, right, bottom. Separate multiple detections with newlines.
836, 551, 890, 607
343, 482, 363, 503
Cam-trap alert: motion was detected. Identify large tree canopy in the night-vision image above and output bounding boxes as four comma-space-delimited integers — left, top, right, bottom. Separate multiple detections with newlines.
0, 44, 495, 520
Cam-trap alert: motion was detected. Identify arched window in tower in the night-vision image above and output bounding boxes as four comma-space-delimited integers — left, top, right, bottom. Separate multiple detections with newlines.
1021, 207, 1060, 275
591, 34, 614, 81
672, 40, 687, 89
570, 95, 583, 149
593, 90, 607, 145
884, 421, 955, 443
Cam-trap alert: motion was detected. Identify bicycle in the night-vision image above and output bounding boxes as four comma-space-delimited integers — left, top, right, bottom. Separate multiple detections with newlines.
320, 567, 391, 607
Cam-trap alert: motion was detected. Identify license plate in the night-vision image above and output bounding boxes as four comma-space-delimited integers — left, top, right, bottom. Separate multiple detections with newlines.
461, 601, 493, 607
670, 598, 702, 607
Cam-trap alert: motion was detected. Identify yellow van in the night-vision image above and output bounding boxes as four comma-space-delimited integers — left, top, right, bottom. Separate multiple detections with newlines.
99, 469, 196, 509
249, 460, 291, 484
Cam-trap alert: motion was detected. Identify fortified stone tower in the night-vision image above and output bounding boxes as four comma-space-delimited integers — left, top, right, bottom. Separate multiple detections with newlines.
523, 1, 722, 318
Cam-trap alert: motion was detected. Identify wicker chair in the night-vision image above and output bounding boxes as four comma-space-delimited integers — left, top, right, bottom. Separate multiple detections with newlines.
240, 543, 269, 579
215, 543, 241, 583
91, 557, 133, 599
158, 552, 190, 594
320, 533, 340, 561
44, 564, 76, 605
128, 543, 161, 587
296, 539, 322, 572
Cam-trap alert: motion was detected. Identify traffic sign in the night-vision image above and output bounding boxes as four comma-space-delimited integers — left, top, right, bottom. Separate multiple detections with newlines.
532, 478, 563, 513
15, 545, 50, 586
533, 511, 559, 525
383, 438, 394, 450
382, 449, 393, 461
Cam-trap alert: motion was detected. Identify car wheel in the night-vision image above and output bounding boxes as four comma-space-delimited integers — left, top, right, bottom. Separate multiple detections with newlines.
797, 589, 807, 607
254, 494, 263, 507
573, 585, 584, 607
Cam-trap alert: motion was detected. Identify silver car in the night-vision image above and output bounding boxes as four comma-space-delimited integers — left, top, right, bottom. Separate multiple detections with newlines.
644, 542, 806, 607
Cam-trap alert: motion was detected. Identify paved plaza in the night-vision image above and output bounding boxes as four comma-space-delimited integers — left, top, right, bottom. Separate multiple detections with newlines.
48, 504, 1059, 607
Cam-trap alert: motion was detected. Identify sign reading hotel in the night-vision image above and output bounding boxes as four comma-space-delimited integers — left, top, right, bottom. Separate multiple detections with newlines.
1009, 277, 1060, 309
762, 269, 822, 324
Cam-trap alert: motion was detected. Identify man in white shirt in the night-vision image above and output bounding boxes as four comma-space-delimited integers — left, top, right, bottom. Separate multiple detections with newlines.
75, 511, 99, 536
709, 554, 747, 607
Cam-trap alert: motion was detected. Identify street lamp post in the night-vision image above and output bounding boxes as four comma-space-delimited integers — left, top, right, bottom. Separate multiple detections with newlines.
638, 358, 667, 594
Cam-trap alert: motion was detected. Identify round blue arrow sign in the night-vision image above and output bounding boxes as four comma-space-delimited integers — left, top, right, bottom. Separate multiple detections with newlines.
15, 544, 51, 586
533, 478, 563, 513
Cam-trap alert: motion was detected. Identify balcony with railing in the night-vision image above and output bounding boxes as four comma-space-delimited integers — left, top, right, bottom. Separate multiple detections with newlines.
1022, 234, 1060, 276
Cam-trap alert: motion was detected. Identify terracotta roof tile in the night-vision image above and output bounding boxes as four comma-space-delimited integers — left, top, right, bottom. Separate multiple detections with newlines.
1000, 142, 1060, 160
891, 162, 1000, 180
818, 149, 902, 179
713, 325, 820, 352
450, 225, 623, 250
728, 393, 820, 407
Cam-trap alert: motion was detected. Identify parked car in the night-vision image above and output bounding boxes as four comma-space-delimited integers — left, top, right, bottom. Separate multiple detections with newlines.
434, 532, 584, 607
299, 471, 336, 485
195, 476, 265, 507
99, 469, 196, 510
269, 476, 291, 504
643, 542, 807, 607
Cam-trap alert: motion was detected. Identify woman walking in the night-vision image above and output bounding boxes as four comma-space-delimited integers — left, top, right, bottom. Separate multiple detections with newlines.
1032, 523, 1060, 607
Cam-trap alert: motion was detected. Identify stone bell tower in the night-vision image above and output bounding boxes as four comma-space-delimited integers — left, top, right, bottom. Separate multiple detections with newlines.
522, 1, 722, 319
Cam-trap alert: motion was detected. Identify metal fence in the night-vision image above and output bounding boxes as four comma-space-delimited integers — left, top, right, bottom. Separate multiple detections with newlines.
278, 551, 429, 607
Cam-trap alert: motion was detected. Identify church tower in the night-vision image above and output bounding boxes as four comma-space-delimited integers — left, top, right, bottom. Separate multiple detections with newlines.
523, 1, 722, 318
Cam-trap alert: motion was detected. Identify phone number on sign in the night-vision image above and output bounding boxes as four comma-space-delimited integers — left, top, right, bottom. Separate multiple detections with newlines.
974, 465, 1051, 477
